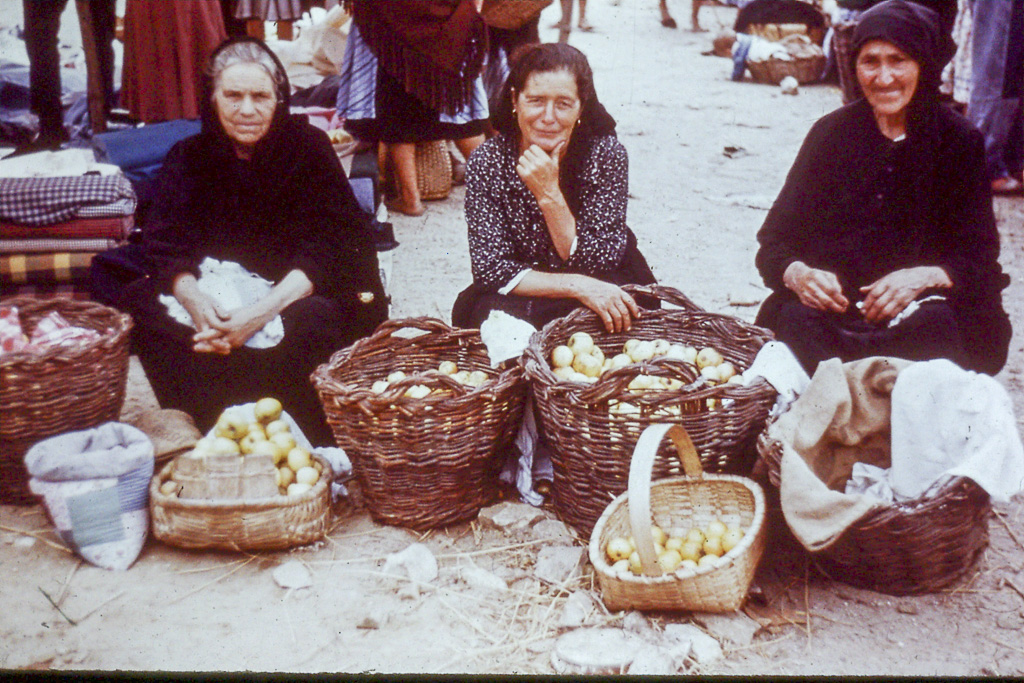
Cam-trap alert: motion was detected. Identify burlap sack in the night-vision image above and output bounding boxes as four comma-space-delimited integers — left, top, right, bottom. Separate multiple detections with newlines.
767, 356, 911, 551
124, 408, 202, 465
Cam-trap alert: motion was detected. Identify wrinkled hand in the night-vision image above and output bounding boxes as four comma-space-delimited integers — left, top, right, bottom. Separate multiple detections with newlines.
516, 141, 564, 200
574, 276, 641, 333
173, 277, 233, 354
205, 304, 273, 351
859, 266, 951, 324
783, 261, 849, 314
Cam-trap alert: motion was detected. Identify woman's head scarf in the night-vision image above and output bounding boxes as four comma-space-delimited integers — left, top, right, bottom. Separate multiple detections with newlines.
200, 37, 292, 151
849, 0, 956, 105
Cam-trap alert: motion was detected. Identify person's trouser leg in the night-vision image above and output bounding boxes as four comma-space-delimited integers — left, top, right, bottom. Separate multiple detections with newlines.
969, 0, 1020, 181
88, 0, 117, 111
23, 0, 71, 140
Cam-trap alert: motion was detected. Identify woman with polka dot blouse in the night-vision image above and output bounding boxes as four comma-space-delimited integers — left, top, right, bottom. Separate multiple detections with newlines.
451, 43, 658, 333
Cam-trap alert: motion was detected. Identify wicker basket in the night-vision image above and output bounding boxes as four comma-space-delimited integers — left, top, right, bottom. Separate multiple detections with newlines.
590, 424, 767, 612
0, 296, 132, 505
480, 0, 553, 29
757, 425, 991, 595
522, 284, 776, 535
149, 454, 333, 551
312, 318, 528, 531
378, 140, 452, 202
747, 53, 826, 85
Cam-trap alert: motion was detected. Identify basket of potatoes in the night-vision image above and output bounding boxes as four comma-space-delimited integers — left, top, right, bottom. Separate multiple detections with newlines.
312, 317, 528, 531
149, 398, 332, 551
521, 284, 776, 535
589, 423, 767, 612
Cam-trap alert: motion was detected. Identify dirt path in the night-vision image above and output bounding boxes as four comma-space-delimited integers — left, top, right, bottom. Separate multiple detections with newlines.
3, 0, 1024, 675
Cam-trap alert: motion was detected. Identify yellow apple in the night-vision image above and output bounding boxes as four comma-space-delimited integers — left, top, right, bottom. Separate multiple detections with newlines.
251, 439, 284, 465
696, 347, 724, 369
210, 436, 241, 456
278, 465, 295, 487
567, 332, 595, 356
253, 397, 283, 424
270, 432, 297, 455
214, 411, 248, 441
294, 466, 319, 486
287, 482, 312, 497
551, 345, 575, 369
286, 447, 312, 472
265, 419, 291, 437
438, 360, 458, 375
605, 537, 633, 562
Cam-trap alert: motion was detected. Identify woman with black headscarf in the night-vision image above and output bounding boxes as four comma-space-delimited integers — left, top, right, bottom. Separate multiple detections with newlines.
754, 0, 1011, 375
452, 43, 657, 333
118, 38, 387, 445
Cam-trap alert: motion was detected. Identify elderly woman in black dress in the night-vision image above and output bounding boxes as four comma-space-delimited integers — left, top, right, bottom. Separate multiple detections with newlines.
452, 43, 657, 333
754, 0, 1011, 375
119, 38, 387, 445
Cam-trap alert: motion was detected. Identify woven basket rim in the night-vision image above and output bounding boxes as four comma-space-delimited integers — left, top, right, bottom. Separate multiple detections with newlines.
149, 453, 333, 511
588, 472, 767, 586
0, 296, 133, 368
312, 316, 522, 406
522, 285, 775, 404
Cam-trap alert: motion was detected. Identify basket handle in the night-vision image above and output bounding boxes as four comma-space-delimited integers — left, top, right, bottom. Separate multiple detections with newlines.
628, 423, 704, 577
365, 316, 460, 343
621, 283, 704, 313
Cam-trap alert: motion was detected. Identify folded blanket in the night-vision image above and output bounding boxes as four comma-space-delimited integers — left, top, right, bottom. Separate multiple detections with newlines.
0, 175, 136, 227
0, 252, 95, 286
0, 214, 133, 240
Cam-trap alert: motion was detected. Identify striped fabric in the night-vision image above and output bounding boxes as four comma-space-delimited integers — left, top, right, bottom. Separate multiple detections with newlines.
0, 238, 122, 254
0, 214, 134, 240
0, 252, 96, 287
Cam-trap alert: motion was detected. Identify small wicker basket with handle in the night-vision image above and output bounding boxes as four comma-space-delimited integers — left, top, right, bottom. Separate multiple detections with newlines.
590, 423, 767, 612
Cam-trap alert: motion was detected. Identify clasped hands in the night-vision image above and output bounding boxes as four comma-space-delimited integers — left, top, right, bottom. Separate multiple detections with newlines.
173, 275, 270, 354
783, 261, 952, 324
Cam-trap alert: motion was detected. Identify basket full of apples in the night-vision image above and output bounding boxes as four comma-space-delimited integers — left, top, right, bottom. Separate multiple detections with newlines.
148, 398, 333, 551
521, 284, 777, 535
312, 317, 528, 531
589, 423, 767, 612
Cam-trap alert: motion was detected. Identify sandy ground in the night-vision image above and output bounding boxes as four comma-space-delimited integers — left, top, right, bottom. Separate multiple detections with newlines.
3, 0, 1024, 675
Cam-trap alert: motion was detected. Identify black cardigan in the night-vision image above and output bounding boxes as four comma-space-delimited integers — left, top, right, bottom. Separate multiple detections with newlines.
755, 99, 1011, 374
144, 112, 384, 309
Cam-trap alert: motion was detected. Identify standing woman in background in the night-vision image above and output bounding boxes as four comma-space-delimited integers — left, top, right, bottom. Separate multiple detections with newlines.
335, 0, 490, 216
121, 0, 228, 122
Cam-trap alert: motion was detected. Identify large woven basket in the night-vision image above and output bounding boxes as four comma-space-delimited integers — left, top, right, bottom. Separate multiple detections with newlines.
312, 318, 528, 531
378, 140, 452, 202
590, 424, 767, 612
757, 425, 991, 595
747, 53, 826, 85
0, 296, 132, 505
480, 0, 553, 29
149, 454, 333, 551
522, 284, 776, 535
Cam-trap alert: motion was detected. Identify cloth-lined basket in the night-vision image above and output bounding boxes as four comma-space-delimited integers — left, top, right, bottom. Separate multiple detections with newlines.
1, 296, 132, 504
312, 317, 528, 530
521, 284, 776, 535
590, 423, 767, 612
757, 424, 991, 595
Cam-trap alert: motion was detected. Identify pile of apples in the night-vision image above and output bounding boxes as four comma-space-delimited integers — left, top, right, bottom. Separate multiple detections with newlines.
604, 519, 747, 576
369, 361, 491, 399
549, 332, 742, 387
158, 397, 322, 498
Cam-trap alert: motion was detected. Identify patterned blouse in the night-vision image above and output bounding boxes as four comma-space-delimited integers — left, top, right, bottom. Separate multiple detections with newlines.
465, 133, 630, 293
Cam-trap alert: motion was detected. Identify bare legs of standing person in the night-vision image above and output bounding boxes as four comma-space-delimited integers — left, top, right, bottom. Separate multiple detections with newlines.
387, 134, 484, 217
389, 142, 424, 217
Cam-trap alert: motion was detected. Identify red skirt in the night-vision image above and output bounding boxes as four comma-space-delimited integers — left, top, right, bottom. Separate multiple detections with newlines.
120, 0, 227, 122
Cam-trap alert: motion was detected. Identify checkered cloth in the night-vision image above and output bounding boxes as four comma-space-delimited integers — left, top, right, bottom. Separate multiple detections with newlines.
1, 252, 95, 287
0, 175, 136, 227
0, 214, 134, 240
0, 283, 89, 300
